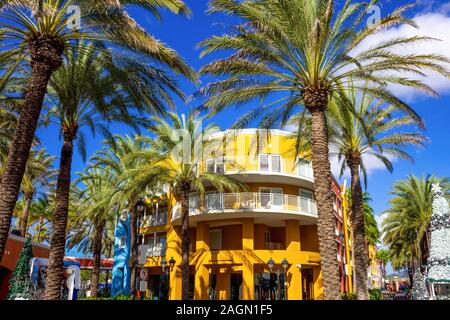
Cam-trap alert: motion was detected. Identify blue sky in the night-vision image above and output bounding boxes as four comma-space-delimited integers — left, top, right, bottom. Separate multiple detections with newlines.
34, 0, 450, 254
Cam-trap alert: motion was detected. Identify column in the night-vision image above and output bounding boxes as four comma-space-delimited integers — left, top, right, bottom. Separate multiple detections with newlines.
196, 222, 210, 251
166, 225, 182, 300
313, 267, 324, 300
242, 219, 254, 299
285, 220, 302, 299
194, 264, 210, 300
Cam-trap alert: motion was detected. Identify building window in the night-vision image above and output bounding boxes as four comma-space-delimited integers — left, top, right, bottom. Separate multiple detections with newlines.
119, 236, 126, 249
259, 154, 281, 173
210, 229, 222, 250
206, 158, 225, 173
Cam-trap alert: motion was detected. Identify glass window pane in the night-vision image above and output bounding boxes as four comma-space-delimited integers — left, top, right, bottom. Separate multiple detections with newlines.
259, 155, 269, 171
271, 155, 281, 172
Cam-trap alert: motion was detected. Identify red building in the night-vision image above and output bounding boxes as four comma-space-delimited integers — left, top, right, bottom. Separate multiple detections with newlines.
0, 234, 50, 300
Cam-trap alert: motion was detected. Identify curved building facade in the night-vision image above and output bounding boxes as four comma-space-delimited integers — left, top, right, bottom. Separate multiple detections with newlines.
129, 129, 352, 300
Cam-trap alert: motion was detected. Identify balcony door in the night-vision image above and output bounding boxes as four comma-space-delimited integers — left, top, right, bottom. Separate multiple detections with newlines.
260, 188, 283, 209
297, 157, 313, 179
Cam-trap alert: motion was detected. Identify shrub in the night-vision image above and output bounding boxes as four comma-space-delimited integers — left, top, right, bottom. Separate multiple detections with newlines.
341, 292, 357, 300
368, 288, 382, 300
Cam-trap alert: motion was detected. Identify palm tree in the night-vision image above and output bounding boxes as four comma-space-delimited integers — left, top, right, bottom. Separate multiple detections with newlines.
67, 168, 116, 298
90, 135, 164, 299
382, 175, 449, 280
325, 87, 427, 298
0, 0, 195, 269
138, 112, 247, 300
41, 40, 186, 299
28, 197, 53, 243
376, 249, 389, 287
18, 148, 55, 237
198, 0, 449, 299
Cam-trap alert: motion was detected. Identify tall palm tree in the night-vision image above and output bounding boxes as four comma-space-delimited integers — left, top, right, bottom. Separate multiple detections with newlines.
376, 249, 389, 287
90, 135, 164, 299
67, 168, 116, 298
198, 0, 449, 299
0, 0, 195, 269
325, 87, 427, 298
41, 40, 186, 299
138, 112, 247, 300
382, 175, 449, 278
19, 148, 55, 237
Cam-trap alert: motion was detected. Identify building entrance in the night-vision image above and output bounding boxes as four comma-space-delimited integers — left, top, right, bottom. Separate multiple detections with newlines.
255, 272, 286, 300
148, 274, 169, 300
230, 273, 243, 300
301, 269, 314, 300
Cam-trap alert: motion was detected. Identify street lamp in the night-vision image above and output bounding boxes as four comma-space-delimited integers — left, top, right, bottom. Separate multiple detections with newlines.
169, 257, 176, 271
281, 258, 289, 300
281, 258, 289, 272
132, 198, 146, 299
267, 258, 275, 272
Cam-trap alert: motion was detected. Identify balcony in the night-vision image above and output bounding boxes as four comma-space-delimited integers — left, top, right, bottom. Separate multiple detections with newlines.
138, 243, 166, 264
206, 157, 314, 186
172, 192, 317, 222
264, 242, 284, 250
141, 212, 168, 228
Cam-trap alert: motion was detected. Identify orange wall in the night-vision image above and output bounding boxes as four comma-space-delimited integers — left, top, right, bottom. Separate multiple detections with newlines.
215, 225, 242, 250
300, 225, 320, 252
0, 237, 49, 271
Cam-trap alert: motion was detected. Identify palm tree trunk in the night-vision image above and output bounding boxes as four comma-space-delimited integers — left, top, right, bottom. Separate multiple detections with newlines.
347, 154, 369, 300
90, 218, 106, 298
181, 184, 190, 300
20, 192, 33, 238
303, 84, 341, 300
0, 36, 63, 262
129, 204, 138, 300
44, 134, 75, 300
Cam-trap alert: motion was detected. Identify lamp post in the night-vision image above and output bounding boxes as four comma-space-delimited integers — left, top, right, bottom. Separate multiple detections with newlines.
267, 258, 274, 300
281, 258, 289, 300
161, 257, 175, 300
267, 258, 288, 300
134, 198, 145, 298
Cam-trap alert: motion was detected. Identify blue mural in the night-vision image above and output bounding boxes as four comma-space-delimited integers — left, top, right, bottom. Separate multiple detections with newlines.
111, 210, 131, 297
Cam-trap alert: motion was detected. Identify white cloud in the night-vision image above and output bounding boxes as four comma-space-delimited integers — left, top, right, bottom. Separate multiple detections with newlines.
353, 10, 450, 101
329, 152, 396, 180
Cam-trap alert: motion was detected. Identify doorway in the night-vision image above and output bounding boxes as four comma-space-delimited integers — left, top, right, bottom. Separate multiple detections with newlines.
301, 269, 314, 300
230, 273, 243, 300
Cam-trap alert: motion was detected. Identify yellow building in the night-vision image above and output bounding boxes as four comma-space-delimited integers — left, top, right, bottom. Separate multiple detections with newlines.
137, 129, 351, 300
368, 244, 383, 289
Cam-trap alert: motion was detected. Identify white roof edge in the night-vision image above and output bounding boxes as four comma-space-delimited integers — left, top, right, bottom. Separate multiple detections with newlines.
8, 234, 49, 250
209, 128, 293, 138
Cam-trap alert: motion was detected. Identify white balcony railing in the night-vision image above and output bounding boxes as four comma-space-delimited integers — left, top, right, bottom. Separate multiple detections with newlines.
138, 243, 166, 264
173, 192, 317, 220
141, 212, 168, 228
264, 242, 284, 250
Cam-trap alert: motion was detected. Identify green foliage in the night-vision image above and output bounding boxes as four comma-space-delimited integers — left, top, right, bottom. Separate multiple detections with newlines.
362, 193, 381, 245
82, 294, 130, 301
376, 249, 390, 265
341, 292, 357, 300
382, 175, 450, 270
368, 288, 382, 300
7, 238, 33, 300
